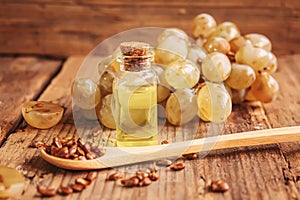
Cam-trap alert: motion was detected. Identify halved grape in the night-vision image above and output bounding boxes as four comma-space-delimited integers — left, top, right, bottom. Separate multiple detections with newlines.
197, 83, 232, 122
244, 33, 272, 52
225, 63, 256, 90
210, 22, 240, 41
98, 94, 116, 129
72, 78, 101, 109
250, 72, 279, 103
165, 59, 200, 89
201, 52, 231, 82
192, 13, 217, 39
165, 88, 197, 126
22, 101, 64, 129
203, 37, 231, 54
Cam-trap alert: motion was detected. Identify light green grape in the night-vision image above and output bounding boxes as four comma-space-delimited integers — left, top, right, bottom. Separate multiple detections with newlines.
197, 83, 232, 122
72, 78, 101, 109
250, 71, 279, 103
166, 88, 197, 126
192, 13, 217, 38
201, 52, 231, 82
244, 33, 272, 52
158, 28, 189, 44
225, 63, 256, 90
98, 94, 116, 129
203, 36, 231, 54
165, 59, 200, 89
22, 101, 64, 129
210, 21, 241, 41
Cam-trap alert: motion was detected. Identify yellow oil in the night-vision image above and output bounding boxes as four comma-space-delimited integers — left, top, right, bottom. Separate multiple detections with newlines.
114, 84, 158, 146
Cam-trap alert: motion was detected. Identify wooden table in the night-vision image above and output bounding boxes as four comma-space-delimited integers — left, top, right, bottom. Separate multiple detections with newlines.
1, 54, 300, 199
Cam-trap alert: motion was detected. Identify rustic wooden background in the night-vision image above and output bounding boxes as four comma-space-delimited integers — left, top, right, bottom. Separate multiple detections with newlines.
0, 0, 300, 57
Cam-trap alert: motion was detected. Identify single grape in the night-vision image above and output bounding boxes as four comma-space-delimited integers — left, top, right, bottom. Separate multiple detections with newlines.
264, 52, 278, 74
210, 21, 241, 41
235, 45, 270, 74
229, 36, 250, 53
197, 83, 232, 122
245, 88, 257, 101
201, 52, 231, 82
187, 44, 207, 66
165, 59, 200, 89
250, 71, 279, 103
99, 70, 115, 97
22, 101, 64, 129
165, 88, 198, 126
192, 13, 217, 39
158, 28, 189, 44
244, 33, 272, 52
225, 63, 256, 90
98, 94, 116, 129
155, 35, 187, 67
72, 78, 101, 109
203, 37, 231, 54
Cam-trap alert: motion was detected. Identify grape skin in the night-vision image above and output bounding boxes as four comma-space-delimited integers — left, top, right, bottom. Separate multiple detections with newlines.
22, 101, 64, 129
197, 83, 232, 122
192, 13, 217, 39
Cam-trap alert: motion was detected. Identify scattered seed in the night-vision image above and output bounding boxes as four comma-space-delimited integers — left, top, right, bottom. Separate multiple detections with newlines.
156, 159, 172, 166
160, 140, 169, 144
75, 178, 91, 186
169, 162, 185, 171
121, 179, 136, 187
36, 186, 56, 197
107, 172, 124, 181
182, 153, 198, 160
86, 171, 98, 182
149, 171, 159, 181
139, 177, 152, 187
58, 186, 73, 195
210, 180, 229, 193
0, 175, 4, 183
70, 183, 85, 192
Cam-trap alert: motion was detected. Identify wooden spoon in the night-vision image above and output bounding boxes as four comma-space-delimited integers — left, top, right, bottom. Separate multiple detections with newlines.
40, 126, 300, 170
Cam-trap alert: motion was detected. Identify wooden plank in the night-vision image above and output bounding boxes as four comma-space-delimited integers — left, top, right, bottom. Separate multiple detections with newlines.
0, 1, 298, 57
0, 56, 62, 144
1, 55, 300, 199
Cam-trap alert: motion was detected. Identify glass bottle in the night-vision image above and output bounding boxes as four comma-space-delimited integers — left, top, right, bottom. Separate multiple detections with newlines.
112, 41, 158, 147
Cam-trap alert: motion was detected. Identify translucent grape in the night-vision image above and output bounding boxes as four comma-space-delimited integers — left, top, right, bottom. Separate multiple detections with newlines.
244, 33, 272, 52
22, 101, 64, 129
192, 13, 217, 38
197, 83, 232, 122
158, 28, 189, 44
187, 44, 207, 66
165, 59, 200, 89
235, 45, 270, 73
229, 36, 250, 53
156, 35, 188, 63
166, 88, 197, 126
99, 70, 115, 96
210, 22, 241, 41
203, 37, 230, 54
201, 52, 231, 82
250, 72, 279, 103
98, 94, 116, 129
265, 52, 278, 74
225, 63, 256, 89
245, 88, 257, 101
72, 78, 101, 109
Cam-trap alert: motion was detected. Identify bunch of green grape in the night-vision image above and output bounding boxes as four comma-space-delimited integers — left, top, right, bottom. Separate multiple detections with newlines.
73, 13, 279, 128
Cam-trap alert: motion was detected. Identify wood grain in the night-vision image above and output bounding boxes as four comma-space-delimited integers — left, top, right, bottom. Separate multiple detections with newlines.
0, 1, 299, 57
0, 56, 62, 145
0, 54, 300, 199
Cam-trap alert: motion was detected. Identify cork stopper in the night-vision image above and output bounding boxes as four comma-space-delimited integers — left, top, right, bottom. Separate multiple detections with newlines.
120, 41, 150, 56
119, 41, 152, 72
